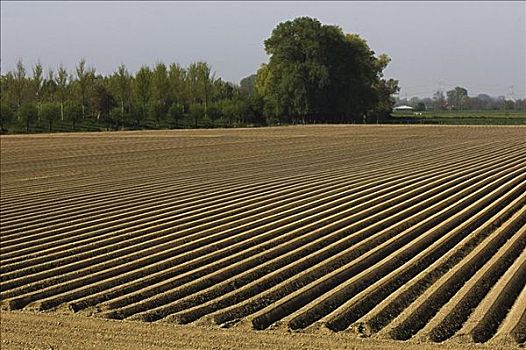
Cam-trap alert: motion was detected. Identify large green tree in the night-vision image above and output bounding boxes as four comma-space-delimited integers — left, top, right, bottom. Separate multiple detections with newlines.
187, 62, 214, 127
112, 64, 132, 124
168, 63, 187, 107
13, 60, 27, 118
56, 65, 69, 121
151, 62, 170, 126
92, 80, 116, 124
257, 17, 398, 123
75, 59, 95, 120
133, 65, 152, 126
32, 62, 44, 120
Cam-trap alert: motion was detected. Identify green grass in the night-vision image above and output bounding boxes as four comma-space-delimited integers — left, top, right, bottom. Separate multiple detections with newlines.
389, 110, 526, 125
3, 110, 525, 134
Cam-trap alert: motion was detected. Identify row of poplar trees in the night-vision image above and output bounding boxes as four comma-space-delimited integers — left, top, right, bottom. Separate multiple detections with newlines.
0, 17, 399, 133
0, 59, 264, 132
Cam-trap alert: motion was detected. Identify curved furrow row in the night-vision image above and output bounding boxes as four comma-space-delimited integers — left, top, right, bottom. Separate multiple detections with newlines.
4, 139, 520, 276
84, 156, 507, 316
3, 133, 520, 209
0, 141, 360, 206
103, 157, 524, 323
0, 134, 412, 199
0, 137, 491, 223
490, 281, 526, 345
0, 165, 411, 273
320, 196, 526, 333
1, 126, 525, 347
380, 213, 526, 341
2, 138, 497, 236
0, 142, 377, 210
108, 159, 524, 322
3, 140, 517, 270
98, 165, 507, 321
0, 144, 434, 231
416, 226, 526, 342
242, 167, 525, 330
454, 246, 526, 343
2, 139, 486, 250
344, 194, 526, 337
1, 148, 473, 278
1, 153, 488, 307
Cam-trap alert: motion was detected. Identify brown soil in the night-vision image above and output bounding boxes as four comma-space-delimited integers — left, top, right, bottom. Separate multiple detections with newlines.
0, 311, 514, 350
1, 125, 525, 349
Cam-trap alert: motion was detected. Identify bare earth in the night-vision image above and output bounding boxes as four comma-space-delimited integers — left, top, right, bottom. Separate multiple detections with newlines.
1, 125, 525, 349
0, 310, 516, 350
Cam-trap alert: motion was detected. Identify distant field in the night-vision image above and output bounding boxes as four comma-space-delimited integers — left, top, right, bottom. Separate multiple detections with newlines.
390, 110, 526, 125
1, 125, 525, 349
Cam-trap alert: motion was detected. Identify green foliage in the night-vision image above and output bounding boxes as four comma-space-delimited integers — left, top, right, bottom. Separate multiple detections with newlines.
64, 102, 83, 128
0, 100, 15, 131
212, 79, 235, 101
189, 103, 205, 128
18, 103, 38, 132
152, 63, 170, 116
92, 82, 116, 121
256, 16, 398, 122
40, 102, 61, 131
168, 63, 186, 106
246, 95, 266, 126
446, 86, 469, 110
168, 103, 184, 128
218, 99, 243, 126
32, 62, 44, 108
133, 66, 152, 126
109, 107, 123, 129
148, 100, 164, 127
112, 64, 132, 120
12, 60, 29, 112
240, 74, 256, 97
206, 103, 222, 122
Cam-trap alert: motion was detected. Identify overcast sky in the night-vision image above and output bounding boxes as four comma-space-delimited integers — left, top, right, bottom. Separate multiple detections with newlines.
1, 1, 525, 98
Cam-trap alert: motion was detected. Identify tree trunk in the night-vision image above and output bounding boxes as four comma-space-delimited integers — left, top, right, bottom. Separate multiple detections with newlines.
60, 102, 64, 121
121, 100, 124, 123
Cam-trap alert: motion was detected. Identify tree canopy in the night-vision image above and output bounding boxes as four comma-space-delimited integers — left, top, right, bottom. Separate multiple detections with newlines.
255, 17, 399, 123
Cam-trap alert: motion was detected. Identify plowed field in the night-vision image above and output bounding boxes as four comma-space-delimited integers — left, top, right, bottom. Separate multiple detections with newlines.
1, 125, 525, 349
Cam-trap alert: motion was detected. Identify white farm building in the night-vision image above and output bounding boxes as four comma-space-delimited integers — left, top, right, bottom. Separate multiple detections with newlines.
393, 105, 414, 111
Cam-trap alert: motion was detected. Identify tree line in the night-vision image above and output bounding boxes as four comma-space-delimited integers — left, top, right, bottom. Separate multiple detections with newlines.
1, 17, 400, 133
0, 59, 266, 132
397, 87, 525, 112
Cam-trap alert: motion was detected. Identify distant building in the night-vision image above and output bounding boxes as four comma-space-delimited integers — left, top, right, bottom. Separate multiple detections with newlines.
393, 105, 414, 111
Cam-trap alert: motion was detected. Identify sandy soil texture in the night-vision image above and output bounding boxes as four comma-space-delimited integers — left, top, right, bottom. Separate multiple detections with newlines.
1, 125, 525, 349
0, 311, 516, 350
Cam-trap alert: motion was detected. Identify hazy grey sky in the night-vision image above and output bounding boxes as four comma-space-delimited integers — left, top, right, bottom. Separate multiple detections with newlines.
1, 1, 525, 98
